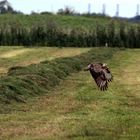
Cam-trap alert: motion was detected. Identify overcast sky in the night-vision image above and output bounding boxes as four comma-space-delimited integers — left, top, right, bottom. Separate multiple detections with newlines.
8, 0, 140, 17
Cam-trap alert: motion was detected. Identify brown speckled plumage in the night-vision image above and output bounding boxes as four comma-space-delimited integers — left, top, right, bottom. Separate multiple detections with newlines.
85, 63, 113, 91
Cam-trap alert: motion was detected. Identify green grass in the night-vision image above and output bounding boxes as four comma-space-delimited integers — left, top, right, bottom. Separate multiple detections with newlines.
0, 47, 116, 105
0, 14, 109, 28
0, 48, 139, 139
0, 46, 90, 75
0, 14, 135, 30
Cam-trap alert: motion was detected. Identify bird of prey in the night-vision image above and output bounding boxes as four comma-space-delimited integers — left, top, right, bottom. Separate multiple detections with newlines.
84, 63, 113, 91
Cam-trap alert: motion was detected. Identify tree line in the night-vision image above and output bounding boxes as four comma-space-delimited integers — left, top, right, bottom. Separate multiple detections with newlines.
0, 21, 139, 48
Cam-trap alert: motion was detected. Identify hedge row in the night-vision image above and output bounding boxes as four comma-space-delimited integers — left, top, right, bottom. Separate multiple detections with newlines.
0, 21, 140, 48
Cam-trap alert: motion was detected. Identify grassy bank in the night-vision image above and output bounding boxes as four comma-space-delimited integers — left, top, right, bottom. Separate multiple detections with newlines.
0, 14, 114, 29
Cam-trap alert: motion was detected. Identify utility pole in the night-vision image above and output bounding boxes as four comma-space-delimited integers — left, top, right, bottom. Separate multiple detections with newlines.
115, 4, 119, 17
88, 3, 91, 14
136, 4, 139, 16
102, 4, 106, 15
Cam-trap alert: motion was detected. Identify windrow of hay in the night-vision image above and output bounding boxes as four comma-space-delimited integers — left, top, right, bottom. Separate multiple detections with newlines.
0, 48, 117, 104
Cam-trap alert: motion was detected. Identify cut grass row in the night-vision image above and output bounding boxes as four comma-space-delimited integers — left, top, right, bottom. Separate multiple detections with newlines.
0, 47, 90, 75
0, 47, 117, 112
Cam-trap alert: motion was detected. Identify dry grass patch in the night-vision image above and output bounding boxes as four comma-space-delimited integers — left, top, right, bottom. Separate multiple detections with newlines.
0, 49, 31, 58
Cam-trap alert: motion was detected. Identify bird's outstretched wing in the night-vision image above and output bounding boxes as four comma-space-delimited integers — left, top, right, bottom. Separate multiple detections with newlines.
86, 63, 113, 91
93, 66, 113, 90
94, 72, 108, 91
102, 68, 113, 82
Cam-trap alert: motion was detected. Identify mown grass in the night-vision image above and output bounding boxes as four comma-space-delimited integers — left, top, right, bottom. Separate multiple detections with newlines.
0, 48, 139, 140
0, 46, 90, 75
0, 47, 116, 108
0, 49, 140, 140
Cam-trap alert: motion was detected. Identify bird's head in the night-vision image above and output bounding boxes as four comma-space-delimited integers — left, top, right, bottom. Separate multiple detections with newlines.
102, 63, 107, 67
102, 63, 110, 73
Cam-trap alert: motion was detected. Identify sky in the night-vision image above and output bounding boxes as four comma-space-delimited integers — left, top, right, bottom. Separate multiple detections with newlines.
8, 0, 140, 17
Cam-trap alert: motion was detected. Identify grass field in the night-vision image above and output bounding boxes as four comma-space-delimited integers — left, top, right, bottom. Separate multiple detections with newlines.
0, 14, 136, 30
0, 47, 140, 140
0, 47, 90, 75
0, 14, 112, 29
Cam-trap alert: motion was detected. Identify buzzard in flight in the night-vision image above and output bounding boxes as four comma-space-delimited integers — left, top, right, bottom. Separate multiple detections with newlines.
84, 63, 113, 91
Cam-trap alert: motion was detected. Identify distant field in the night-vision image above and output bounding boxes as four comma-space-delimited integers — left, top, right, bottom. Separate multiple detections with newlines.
0, 14, 135, 30
0, 14, 112, 29
0, 47, 139, 139
0, 46, 90, 75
